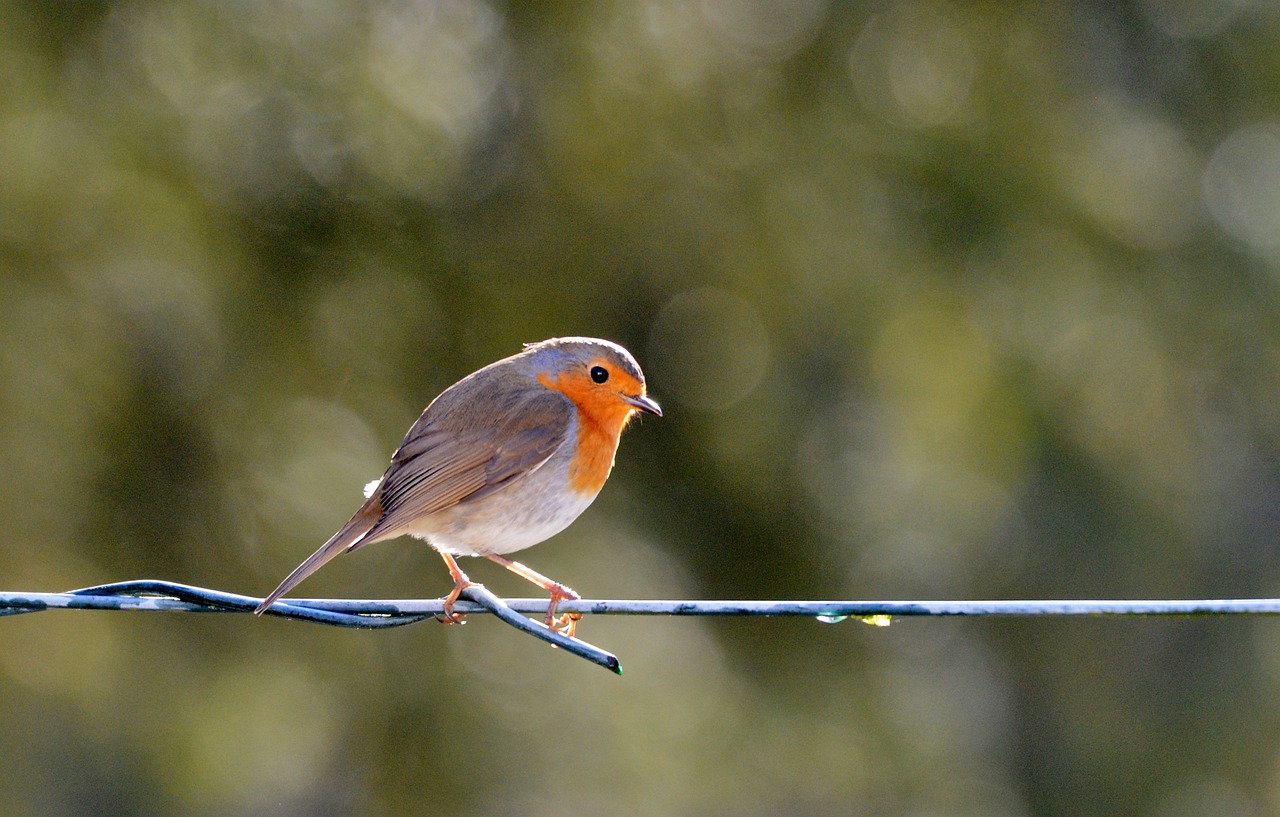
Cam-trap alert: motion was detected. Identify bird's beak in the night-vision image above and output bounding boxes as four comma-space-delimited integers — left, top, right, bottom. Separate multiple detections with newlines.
623, 393, 663, 416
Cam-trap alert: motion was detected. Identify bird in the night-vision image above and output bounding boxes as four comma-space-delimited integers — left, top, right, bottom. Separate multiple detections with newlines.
253, 337, 661, 637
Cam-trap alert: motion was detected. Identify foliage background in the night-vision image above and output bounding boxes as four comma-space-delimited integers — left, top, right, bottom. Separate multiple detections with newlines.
4, 1, 1280, 814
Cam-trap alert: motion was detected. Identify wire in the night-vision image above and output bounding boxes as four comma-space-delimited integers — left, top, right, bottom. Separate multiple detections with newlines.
4, 580, 1278, 674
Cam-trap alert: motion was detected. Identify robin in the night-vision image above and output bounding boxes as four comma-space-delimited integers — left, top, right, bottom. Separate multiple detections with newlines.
253, 337, 661, 637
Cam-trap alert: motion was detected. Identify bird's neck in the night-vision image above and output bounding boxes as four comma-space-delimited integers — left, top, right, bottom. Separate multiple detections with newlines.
537, 371, 635, 495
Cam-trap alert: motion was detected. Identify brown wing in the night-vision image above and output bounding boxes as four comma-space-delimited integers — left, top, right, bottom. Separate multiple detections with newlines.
365, 383, 573, 541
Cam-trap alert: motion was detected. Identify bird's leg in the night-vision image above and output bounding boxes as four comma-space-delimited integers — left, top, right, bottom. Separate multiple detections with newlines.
484, 554, 582, 637
438, 553, 475, 624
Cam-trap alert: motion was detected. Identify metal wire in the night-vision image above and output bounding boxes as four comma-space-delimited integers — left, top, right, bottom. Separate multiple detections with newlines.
0, 580, 621, 672
5, 580, 1280, 674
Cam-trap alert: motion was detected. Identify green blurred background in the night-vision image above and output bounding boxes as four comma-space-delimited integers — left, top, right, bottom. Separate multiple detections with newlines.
4, 0, 1280, 814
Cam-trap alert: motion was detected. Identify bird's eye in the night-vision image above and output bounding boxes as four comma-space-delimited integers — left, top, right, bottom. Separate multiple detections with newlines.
590, 365, 609, 384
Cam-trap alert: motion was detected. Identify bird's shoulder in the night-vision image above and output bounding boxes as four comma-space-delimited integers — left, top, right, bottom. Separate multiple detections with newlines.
403, 362, 573, 445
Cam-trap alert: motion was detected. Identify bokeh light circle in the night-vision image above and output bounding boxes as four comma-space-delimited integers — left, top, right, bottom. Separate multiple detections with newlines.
1202, 123, 1280, 254
647, 287, 770, 411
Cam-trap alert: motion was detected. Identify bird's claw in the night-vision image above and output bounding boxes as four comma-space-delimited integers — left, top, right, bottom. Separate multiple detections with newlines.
434, 609, 467, 625
548, 611, 584, 638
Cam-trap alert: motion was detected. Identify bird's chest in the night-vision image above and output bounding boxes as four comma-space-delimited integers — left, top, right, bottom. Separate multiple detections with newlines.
564, 413, 624, 495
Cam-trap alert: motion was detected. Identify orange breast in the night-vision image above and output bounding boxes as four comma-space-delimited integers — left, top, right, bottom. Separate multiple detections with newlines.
538, 371, 635, 495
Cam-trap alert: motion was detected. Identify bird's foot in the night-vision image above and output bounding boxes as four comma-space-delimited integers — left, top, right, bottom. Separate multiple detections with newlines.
544, 583, 582, 637
437, 576, 476, 625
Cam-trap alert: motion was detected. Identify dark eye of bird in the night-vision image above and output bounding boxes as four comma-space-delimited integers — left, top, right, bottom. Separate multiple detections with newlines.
590, 365, 609, 384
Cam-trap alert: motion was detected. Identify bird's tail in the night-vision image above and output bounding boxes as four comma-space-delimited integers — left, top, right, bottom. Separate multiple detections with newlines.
253, 499, 383, 615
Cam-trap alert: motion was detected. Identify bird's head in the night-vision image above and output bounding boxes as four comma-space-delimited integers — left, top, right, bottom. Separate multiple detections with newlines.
525, 337, 662, 430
